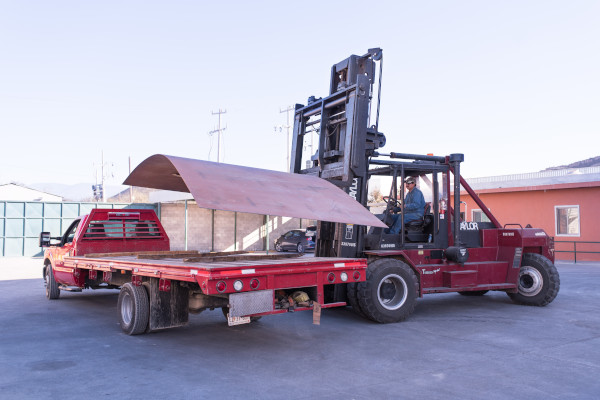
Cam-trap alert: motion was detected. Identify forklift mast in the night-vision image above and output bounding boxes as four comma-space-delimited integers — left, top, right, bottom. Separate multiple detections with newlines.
290, 48, 385, 257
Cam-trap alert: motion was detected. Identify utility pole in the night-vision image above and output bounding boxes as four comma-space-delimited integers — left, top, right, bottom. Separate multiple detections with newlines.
129, 156, 133, 203
209, 109, 227, 163
93, 151, 113, 202
275, 105, 293, 172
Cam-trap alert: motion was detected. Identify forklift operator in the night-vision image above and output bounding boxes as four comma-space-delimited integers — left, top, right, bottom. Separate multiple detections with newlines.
388, 177, 426, 234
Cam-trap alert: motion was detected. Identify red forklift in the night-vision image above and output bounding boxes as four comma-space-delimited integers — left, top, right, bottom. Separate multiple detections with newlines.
290, 48, 559, 323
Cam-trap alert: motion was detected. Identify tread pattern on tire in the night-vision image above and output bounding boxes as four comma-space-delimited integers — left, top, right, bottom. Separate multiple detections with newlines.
508, 253, 560, 306
45, 264, 60, 300
118, 283, 150, 335
346, 282, 368, 318
357, 258, 419, 323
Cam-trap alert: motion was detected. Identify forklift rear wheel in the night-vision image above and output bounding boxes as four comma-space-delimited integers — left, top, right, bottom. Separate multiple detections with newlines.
118, 283, 150, 335
45, 264, 60, 300
458, 290, 489, 296
357, 259, 418, 323
508, 253, 560, 306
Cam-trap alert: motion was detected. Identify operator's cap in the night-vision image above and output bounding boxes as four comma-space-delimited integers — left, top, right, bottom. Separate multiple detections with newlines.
405, 177, 416, 184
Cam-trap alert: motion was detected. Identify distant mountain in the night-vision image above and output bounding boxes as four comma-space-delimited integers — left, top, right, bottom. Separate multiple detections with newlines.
30, 183, 128, 202
544, 156, 600, 171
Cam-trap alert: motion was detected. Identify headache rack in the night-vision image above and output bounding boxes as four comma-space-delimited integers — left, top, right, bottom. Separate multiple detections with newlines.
81, 210, 167, 241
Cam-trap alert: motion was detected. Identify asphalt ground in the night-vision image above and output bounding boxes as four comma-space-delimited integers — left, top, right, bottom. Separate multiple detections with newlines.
1, 257, 599, 400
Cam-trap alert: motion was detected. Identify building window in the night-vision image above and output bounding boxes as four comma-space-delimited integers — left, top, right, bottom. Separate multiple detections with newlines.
555, 205, 580, 237
472, 209, 491, 223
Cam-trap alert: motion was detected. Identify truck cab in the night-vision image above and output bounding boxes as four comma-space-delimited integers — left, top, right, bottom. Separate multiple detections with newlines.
41, 209, 169, 297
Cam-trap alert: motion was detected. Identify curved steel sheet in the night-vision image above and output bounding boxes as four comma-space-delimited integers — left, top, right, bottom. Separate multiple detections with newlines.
124, 154, 386, 228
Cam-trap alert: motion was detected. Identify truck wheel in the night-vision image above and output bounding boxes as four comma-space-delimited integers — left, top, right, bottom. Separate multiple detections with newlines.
118, 283, 150, 335
297, 243, 305, 254
221, 307, 261, 322
45, 264, 60, 300
458, 290, 489, 296
346, 282, 368, 318
357, 259, 418, 323
508, 253, 560, 306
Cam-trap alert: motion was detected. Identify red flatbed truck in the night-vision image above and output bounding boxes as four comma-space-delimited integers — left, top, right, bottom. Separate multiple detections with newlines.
41, 208, 368, 335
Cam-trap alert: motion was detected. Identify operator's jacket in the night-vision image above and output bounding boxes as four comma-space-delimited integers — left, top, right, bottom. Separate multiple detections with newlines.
393, 187, 426, 223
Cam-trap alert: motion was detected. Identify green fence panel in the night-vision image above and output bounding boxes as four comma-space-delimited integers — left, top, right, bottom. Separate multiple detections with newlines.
44, 203, 61, 218
62, 203, 80, 218
26, 203, 44, 218
25, 218, 43, 236
25, 238, 44, 257
1, 201, 158, 256
5, 238, 24, 256
6, 203, 25, 218
5, 219, 24, 236
43, 219, 62, 237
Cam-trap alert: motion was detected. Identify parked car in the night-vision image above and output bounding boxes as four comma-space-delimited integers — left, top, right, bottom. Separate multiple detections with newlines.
274, 229, 315, 253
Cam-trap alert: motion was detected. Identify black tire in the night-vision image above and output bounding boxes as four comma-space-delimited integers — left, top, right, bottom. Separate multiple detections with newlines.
507, 253, 560, 306
221, 307, 261, 322
45, 264, 60, 300
458, 290, 489, 296
357, 258, 418, 323
297, 243, 305, 254
346, 282, 368, 318
275, 242, 282, 252
118, 283, 150, 335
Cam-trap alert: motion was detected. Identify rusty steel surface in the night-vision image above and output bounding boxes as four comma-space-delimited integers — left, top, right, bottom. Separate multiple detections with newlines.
124, 154, 387, 228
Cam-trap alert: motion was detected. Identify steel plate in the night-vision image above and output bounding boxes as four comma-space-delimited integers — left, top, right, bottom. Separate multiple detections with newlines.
124, 154, 386, 228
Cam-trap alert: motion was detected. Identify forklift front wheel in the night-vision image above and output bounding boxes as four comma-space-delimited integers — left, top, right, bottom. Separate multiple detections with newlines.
357, 259, 418, 323
508, 253, 560, 307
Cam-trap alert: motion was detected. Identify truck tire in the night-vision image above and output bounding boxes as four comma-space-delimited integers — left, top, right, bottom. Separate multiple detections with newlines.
346, 282, 368, 318
118, 283, 150, 335
45, 264, 60, 300
357, 258, 418, 323
458, 290, 489, 296
507, 253, 560, 306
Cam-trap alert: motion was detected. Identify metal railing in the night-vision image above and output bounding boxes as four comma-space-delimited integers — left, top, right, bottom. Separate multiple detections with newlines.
554, 240, 600, 263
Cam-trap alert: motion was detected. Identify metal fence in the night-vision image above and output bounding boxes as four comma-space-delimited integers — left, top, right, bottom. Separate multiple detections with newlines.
0, 201, 157, 257
555, 240, 600, 263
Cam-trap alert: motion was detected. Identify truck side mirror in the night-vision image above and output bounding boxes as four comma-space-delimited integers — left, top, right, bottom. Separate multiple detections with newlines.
39, 232, 51, 247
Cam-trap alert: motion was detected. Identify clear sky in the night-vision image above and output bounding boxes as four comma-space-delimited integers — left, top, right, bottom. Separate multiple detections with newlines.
1, 1, 598, 190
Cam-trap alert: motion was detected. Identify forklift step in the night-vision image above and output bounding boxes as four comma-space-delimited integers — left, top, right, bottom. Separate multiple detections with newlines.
423, 283, 517, 294
443, 270, 477, 288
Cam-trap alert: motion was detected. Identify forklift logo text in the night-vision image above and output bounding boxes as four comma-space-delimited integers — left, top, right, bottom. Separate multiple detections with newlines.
460, 222, 479, 231
348, 178, 359, 201
421, 268, 441, 275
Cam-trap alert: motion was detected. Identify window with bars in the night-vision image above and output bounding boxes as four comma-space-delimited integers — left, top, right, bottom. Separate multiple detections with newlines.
555, 205, 580, 237
472, 209, 491, 223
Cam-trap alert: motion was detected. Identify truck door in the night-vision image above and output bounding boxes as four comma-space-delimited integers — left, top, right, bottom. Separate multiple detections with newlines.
51, 218, 82, 285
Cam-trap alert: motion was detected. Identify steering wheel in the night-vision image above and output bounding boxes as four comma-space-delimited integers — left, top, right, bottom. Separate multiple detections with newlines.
382, 196, 401, 207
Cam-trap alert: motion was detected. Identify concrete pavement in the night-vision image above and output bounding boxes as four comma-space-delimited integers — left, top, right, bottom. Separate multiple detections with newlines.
1, 259, 599, 399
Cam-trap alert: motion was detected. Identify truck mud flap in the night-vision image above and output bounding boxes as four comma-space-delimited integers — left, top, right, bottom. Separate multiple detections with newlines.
145, 278, 189, 331
229, 290, 274, 317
